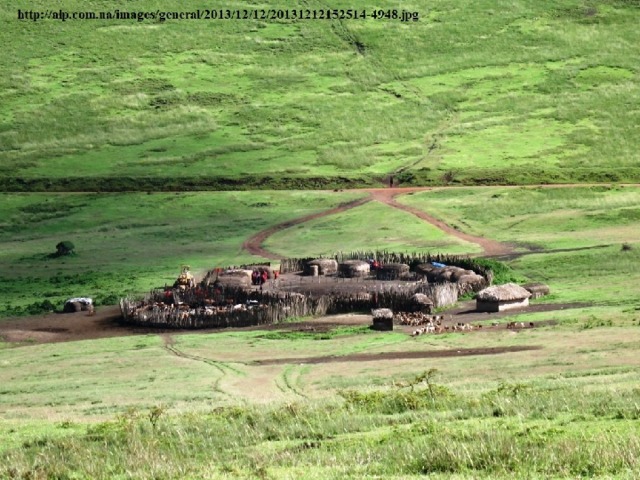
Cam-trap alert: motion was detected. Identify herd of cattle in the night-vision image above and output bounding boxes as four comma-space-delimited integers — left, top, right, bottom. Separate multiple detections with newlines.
394, 311, 535, 336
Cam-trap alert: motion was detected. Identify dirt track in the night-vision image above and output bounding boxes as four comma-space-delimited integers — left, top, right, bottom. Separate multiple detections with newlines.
243, 187, 514, 259
0, 301, 583, 346
242, 196, 371, 259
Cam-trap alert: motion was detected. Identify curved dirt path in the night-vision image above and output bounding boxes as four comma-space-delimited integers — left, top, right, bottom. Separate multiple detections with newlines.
242, 186, 514, 259
368, 188, 513, 256
242, 196, 371, 259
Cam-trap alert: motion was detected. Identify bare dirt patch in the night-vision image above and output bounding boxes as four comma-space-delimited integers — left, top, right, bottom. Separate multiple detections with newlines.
254, 345, 543, 365
0, 301, 586, 348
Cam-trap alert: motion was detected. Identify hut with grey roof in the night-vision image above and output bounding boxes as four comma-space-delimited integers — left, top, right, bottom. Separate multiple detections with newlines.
338, 260, 370, 278
476, 283, 531, 312
304, 258, 338, 276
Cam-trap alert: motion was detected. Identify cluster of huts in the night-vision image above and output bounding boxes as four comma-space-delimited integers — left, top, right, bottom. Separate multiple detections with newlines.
302, 257, 486, 286
118, 254, 549, 330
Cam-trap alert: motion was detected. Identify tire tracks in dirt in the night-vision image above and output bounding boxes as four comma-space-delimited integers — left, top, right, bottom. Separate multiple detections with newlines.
276, 364, 309, 399
161, 334, 241, 399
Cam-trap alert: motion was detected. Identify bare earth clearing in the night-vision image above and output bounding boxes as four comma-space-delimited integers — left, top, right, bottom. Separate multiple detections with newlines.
0, 301, 585, 363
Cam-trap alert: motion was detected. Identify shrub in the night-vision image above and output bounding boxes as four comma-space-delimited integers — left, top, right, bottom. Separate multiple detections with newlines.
55, 241, 75, 256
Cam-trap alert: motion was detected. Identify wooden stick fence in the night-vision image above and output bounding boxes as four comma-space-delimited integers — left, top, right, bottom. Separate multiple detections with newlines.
119, 280, 465, 330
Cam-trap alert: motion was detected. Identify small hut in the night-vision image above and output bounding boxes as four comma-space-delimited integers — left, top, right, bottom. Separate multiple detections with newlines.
411, 293, 434, 313
522, 283, 550, 299
304, 258, 338, 276
376, 263, 410, 280
338, 260, 370, 278
371, 308, 394, 331
215, 269, 252, 288
63, 297, 93, 313
476, 283, 531, 312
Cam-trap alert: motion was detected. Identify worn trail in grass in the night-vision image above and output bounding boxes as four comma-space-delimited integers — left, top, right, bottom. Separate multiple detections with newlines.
247, 186, 515, 258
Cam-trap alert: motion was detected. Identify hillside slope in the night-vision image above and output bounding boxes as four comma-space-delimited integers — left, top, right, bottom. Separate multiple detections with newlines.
2, 0, 639, 190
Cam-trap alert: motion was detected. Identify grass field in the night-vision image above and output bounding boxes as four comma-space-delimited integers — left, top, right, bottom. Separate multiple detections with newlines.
396, 186, 640, 304
0, 190, 365, 316
1, 185, 640, 476
264, 200, 481, 257
2, 309, 640, 478
2, 0, 640, 189
2, 0, 640, 476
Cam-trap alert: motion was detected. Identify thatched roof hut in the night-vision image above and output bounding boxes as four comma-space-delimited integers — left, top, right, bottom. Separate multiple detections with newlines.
338, 260, 370, 278
476, 283, 531, 312
415, 263, 485, 288
376, 263, 410, 280
411, 293, 434, 313
215, 269, 252, 288
371, 308, 393, 331
522, 283, 550, 299
305, 258, 338, 276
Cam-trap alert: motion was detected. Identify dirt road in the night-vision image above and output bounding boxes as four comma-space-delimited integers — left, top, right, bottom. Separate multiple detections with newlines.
243, 186, 514, 259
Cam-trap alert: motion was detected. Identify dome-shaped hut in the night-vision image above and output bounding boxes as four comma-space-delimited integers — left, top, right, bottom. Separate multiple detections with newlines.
410, 293, 434, 313
338, 260, 370, 278
476, 283, 531, 312
304, 258, 338, 276
376, 263, 410, 280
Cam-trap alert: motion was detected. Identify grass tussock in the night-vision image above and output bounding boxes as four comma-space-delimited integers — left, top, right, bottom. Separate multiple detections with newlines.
2, 381, 640, 478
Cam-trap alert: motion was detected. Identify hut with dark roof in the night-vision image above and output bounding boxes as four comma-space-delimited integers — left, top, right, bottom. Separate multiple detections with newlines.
476, 283, 531, 312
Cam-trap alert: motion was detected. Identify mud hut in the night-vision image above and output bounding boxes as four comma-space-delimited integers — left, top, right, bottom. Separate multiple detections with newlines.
338, 260, 370, 278
522, 283, 550, 299
215, 269, 252, 288
476, 283, 531, 312
304, 258, 338, 276
371, 308, 394, 331
376, 263, 410, 280
411, 293, 434, 313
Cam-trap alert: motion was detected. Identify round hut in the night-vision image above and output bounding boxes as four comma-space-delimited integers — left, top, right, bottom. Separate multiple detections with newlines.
376, 263, 410, 281
371, 308, 394, 331
476, 283, 531, 312
338, 260, 370, 278
410, 293, 434, 313
215, 269, 252, 288
304, 258, 338, 276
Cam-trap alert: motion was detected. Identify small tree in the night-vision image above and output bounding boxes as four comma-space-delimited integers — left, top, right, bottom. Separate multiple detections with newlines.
55, 241, 75, 256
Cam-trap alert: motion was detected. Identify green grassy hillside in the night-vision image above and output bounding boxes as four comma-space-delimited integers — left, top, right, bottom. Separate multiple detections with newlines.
2, 0, 640, 190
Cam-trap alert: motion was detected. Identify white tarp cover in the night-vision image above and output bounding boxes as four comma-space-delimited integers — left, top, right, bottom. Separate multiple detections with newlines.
65, 297, 93, 305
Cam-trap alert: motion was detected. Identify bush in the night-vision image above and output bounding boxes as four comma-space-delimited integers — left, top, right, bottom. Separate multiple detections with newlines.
55, 241, 75, 256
